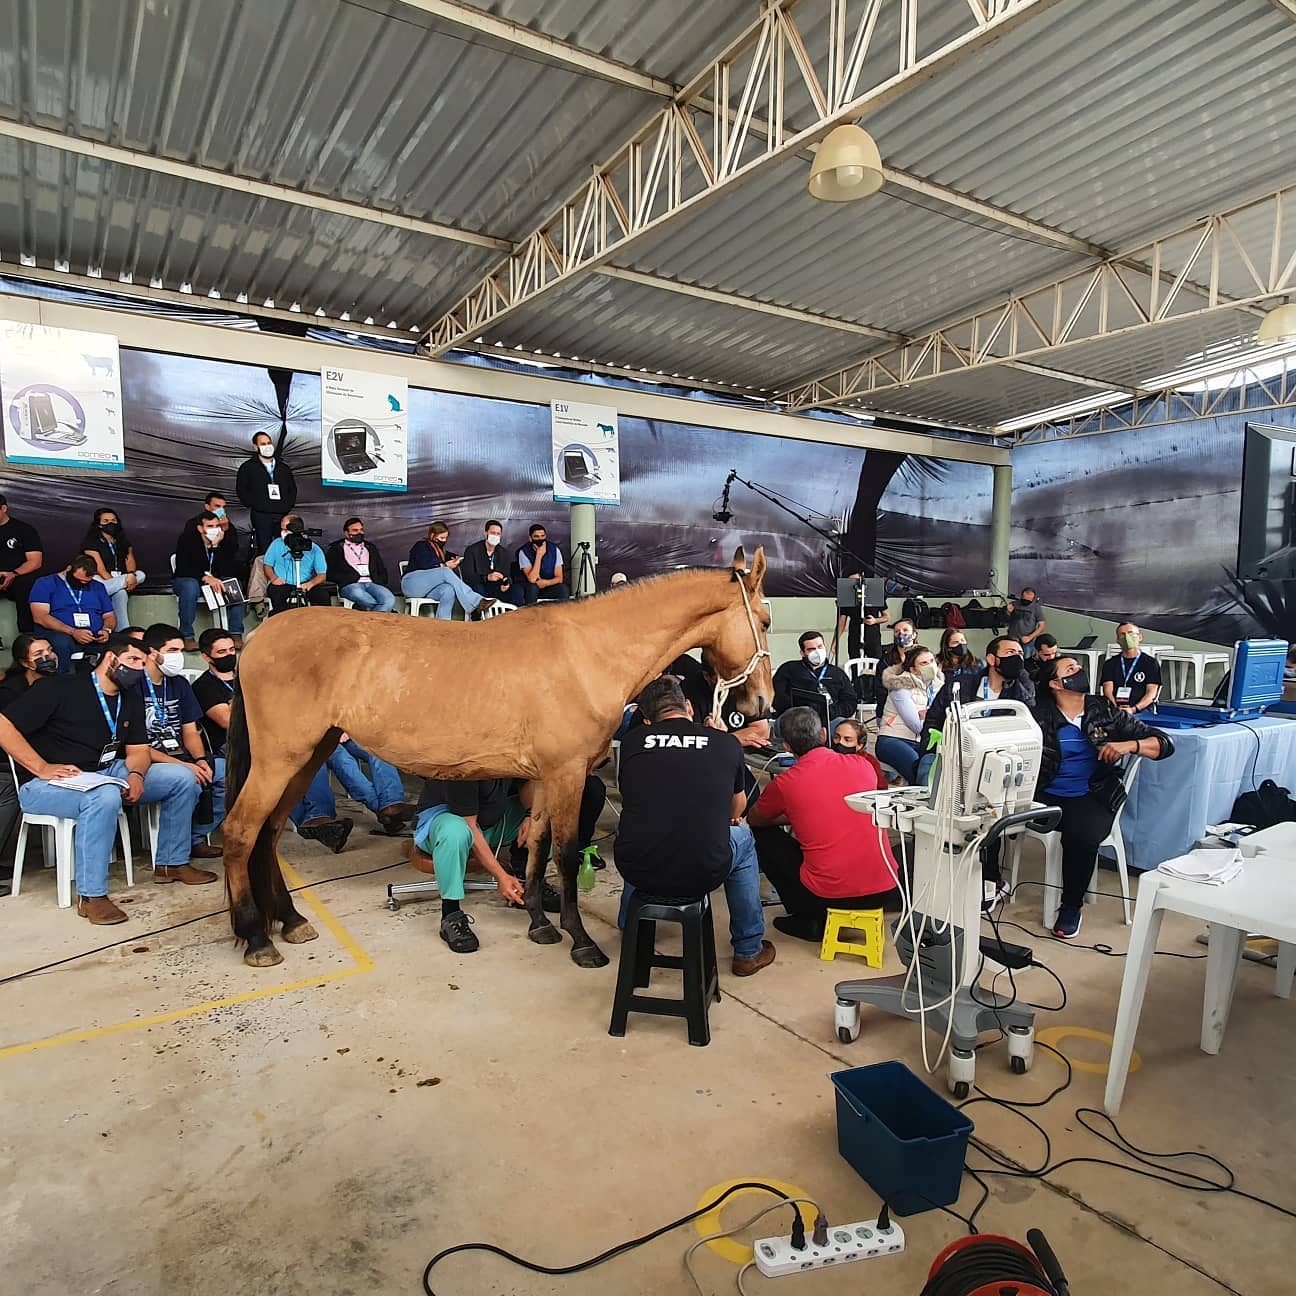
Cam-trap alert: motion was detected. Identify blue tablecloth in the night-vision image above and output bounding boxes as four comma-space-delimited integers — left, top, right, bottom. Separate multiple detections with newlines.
1120, 715, 1296, 871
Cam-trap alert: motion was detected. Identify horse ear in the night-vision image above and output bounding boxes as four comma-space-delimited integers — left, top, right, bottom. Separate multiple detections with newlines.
746, 546, 767, 590
730, 545, 748, 573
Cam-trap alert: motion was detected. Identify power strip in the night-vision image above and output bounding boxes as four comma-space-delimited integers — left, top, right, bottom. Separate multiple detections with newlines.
752, 1218, 906, 1277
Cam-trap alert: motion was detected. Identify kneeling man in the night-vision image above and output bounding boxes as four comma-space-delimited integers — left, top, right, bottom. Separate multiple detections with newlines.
614, 677, 775, 977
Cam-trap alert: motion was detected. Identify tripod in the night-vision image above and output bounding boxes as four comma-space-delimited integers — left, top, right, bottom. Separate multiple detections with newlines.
573, 540, 597, 598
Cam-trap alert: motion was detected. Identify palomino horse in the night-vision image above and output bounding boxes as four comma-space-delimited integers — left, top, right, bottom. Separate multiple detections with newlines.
221, 547, 773, 969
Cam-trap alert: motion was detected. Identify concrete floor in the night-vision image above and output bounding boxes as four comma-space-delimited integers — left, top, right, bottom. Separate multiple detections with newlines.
1, 789, 1292, 1296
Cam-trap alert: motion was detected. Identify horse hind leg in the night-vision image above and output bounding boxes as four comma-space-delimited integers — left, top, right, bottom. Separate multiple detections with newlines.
524, 784, 561, 946
548, 763, 609, 969
273, 731, 345, 945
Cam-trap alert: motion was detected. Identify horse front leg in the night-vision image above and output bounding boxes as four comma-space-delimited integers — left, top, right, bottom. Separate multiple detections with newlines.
524, 783, 561, 946
547, 763, 608, 969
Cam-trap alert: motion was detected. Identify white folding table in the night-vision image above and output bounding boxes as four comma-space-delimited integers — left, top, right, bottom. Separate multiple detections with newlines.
1104, 822, 1296, 1114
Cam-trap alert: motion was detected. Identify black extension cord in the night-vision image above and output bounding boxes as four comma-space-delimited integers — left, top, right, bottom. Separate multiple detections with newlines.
920, 1237, 1057, 1296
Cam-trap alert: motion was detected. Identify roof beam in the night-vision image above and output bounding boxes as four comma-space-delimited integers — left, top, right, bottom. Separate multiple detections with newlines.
1266, 0, 1296, 20
424, 0, 1067, 354
390, 0, 677, 97
0, 119, 511, 253
779, 183, 1296, 413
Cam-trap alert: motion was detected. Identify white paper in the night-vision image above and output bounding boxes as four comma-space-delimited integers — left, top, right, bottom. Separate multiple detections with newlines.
50, 772, 129, 792
1158, 847, 1244, 884
551, 400, 620, 505
321, 367, 408, 492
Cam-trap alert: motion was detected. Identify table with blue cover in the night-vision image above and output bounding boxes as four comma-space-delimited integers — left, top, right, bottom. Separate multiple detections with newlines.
1118, 715, 1296, 871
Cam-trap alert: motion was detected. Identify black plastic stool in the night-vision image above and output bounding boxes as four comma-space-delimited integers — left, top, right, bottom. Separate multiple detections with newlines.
608, 891, 720, 1046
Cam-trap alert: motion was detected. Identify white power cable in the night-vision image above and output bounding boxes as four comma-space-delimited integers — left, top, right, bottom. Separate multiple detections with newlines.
683, 1197, 825, 1296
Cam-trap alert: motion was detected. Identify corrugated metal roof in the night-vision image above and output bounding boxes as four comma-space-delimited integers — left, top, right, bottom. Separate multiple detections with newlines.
865, 366, 1083, 431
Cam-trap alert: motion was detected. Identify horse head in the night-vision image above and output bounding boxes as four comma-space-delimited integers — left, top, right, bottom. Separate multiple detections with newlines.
703, 546, 773, 722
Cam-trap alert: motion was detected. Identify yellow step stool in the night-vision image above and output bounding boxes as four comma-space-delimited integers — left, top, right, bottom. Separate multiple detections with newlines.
819, 908, 885, 967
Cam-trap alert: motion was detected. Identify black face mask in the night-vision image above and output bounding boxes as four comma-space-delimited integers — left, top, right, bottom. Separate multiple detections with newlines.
948, 643, 967, 658
69, 575, 93, 590
32, 655, 58, 675
346, 534, 365, 543
100, 521, 121, 537
109, 662, 145, 690
1060, 670, 1089, 694
995, 655, 1024, 681
210, 654, 237, 673
831, 743, 858, 756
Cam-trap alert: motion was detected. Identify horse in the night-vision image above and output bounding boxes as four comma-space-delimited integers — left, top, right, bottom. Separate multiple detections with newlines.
221, 546, 773, 969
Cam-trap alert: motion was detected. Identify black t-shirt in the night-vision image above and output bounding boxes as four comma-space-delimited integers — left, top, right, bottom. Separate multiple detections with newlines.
2, 673, 145, 778
0, 671, 36, 709
416, 777, 509, 829
0, 517, 41, 573
772, 658, 857, 719
1099, 653, 1162, 709
192, 669, 236, 756
615, 716, 745, 897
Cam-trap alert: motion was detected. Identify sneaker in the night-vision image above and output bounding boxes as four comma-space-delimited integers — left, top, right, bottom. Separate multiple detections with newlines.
298, 817, 354, 854
732, 940, 777, 977
1052, 904, 1083, 939
439, 910, 479, 953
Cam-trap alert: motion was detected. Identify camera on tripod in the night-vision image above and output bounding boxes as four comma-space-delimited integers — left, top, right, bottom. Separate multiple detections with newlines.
283, 522, 320, 558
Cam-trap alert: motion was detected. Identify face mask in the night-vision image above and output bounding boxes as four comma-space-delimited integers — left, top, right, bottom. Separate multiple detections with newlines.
1061, 670, 1089, 694
69, 574, 93, 589
918, 662, 939, 683
948, 643, 966, 657
160, 651, 186, 677
831, 743, 857, 755
212, 506, 226, 518
205, 527, 222, 543
485, 534, 500, 548
100, 521, 120, 537
1021, 594, 1034, 604
110, 662, 145, 690
210, 654, 237, 673
896, 632, 915, 649
805, 647, 827, 668
995, 655, 1024, 681
1119, 632, 1138, 651
346, 533, 365, 544
434, 536, 448, 547
258, 444, 275, 459
33, 655, 57, 675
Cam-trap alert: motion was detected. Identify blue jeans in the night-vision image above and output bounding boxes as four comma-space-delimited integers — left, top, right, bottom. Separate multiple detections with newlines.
290, 741, 405, 823
45, 630, 95, 675
173, 577, 245, 640
17, 759, 200, 897
875, 735, 923, 782
193, 755, 226, 844
95, 572, 144, 628
521, 581, 569, 606
617, 823, 765, 959
341, 581, 397, 612
400, 567, 483, 618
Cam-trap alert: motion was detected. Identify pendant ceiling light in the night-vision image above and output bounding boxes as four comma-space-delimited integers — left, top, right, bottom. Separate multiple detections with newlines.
1257, 302, 1296, 345
807, 124, 884, 203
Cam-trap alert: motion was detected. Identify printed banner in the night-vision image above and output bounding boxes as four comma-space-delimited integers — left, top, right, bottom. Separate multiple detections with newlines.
0, 320, 125, 470
320, 367, 408, 491
551, 399, 620, 505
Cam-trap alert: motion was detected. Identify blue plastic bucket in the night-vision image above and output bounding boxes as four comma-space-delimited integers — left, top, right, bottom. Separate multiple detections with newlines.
830, 1061, 973, 1216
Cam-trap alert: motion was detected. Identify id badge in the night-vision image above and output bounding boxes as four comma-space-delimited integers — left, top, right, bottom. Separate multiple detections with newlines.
267, 483, 282, 501
355, 563, 370, 581
72, 612, 92, 628
160, 737, 182, 753
98, 743, 118, 769
1116, 687, 1132, 702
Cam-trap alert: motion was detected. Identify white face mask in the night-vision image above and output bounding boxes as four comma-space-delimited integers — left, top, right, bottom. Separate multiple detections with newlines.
258, 444, 275, 459
485, 534, 500, 548
160, 651, 186, 677
806, 647, 827, 668
204, 527, 222, 543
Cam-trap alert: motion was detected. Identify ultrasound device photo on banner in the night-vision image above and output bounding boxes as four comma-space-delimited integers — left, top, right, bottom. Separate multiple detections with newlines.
0, 320, 125, 471
551, 399, 620, 505
320, 367, 408, 492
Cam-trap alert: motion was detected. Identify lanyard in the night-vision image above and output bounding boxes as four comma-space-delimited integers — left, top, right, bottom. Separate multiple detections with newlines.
144, 673, 168, 723
810, 664, 827, 684
104, 540, 117, 567
62, 576, 84, 608
206, 546, 218, 572
1119, 654, 1142, 687
209, 670, 234, 695
264, 460, 275, 481
92, 674, 120, 738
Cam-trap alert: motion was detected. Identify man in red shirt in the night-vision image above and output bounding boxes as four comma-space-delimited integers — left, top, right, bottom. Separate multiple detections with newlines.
748, 706, 900, 941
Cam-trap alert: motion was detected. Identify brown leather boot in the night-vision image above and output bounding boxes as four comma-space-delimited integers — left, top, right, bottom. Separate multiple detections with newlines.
190, 843, 224, 859
155, 864, 219, 885
732, 940, 777, 977
77, 895, 128, 925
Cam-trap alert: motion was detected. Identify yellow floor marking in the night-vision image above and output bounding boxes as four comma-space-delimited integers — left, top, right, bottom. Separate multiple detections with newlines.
0, 857, 373, 1060
1037, 1024, 1142, 1077
694, 1177, 816, 1265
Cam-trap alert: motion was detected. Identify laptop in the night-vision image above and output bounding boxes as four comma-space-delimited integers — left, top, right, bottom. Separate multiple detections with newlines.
1069, 634, 1097, 650
790, 686, 832, 731
561, 447, 600, 488
329, 420, 378, 474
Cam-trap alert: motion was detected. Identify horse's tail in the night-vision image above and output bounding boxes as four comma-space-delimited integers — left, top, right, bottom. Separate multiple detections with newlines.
223, 670, 277, 934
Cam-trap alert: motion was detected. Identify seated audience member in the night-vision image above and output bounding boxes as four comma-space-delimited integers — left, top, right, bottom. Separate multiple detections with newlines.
402, 521, 496, 620
30, 555, 116, 673
772, 630, 857, 720
80, 507, 144, 628
173, 509, 245, 648
140, 624, 223, 865
876, 645, 943, 783
829, 717, 888, 786
327, 517, 396, 613
748, 706, 899, 941
407, 776, 528, 953
872, 617, 917, 716
517, 523, 569, 605
0, 632, 202, 923
613, 677, 775, 976
263, 515, 332, 615
289, 735, 412, 838
1026, 633, 1059, 682
0, 634, 57, 871
1006, 586, 1047, 658
938, 627, 981, 682
0, 493, 44, 636
191, 629, 237, 760
461, 520, 517, 605
1099, 622, 1161, 714
672, 652, 772, 751
184, 490, 237, 543
608, 572, 629, 589
1033, 657, 1174, 938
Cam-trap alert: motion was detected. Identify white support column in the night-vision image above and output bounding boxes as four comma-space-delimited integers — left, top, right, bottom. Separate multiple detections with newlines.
990, 463, 1013, 598
569, 503, 598, 597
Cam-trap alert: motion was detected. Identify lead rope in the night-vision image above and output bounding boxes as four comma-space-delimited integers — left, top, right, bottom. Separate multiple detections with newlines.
710, 575, 771, 724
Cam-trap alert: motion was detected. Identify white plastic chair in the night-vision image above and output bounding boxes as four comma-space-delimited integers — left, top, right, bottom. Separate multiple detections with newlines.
1009, 757, 1141, 927
9, 756, 134, 907
398, 560, 439, 619
844, 655, 880, 679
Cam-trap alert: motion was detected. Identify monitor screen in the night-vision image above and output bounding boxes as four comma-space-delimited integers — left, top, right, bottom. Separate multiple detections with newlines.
333, 428, 365, 456
790, 686, 831, 730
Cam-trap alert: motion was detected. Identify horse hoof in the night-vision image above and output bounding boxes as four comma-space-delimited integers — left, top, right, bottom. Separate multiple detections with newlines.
244, 943, 284, 968
571, 944, 610, 969
281, 921, 318, 944
527, 923, 562, 946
